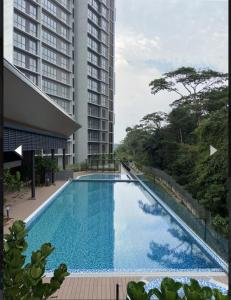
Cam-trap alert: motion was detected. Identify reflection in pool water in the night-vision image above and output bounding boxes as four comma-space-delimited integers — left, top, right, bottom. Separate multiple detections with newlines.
25, 180, 222, 272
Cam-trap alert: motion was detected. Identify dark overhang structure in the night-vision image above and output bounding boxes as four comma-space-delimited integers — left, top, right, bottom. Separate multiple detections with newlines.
3, 59, 80, 198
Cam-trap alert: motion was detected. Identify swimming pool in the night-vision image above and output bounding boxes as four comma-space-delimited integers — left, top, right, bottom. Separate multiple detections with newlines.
25, 173, 226, 273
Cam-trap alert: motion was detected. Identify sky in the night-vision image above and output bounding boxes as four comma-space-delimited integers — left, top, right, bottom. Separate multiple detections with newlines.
114, 0, 228, 144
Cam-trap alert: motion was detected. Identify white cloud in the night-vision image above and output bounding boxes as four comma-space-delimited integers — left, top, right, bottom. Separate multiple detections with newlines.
114, 0, 228, 143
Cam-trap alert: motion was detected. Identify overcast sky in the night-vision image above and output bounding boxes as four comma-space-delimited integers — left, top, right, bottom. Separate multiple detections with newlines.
114, 0, 228, 144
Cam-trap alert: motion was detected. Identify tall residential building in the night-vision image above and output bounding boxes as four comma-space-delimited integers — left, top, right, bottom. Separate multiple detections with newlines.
4, 0, 75, 165
4, 0, 115, 164
74, 0, 115, 163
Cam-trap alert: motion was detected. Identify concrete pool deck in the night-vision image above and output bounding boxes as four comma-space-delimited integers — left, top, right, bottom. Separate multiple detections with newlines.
3, 173, 228, 300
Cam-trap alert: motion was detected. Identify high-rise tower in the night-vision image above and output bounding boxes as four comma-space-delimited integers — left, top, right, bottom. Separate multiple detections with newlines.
4, 0, 75, 165
74, 0, 115, 163
4, 0, 115, 164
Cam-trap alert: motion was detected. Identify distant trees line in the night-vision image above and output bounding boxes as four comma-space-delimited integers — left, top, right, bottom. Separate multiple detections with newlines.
115, 67, 228, 236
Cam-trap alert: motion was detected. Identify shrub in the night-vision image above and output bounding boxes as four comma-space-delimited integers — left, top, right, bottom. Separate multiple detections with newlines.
35, 156, 59, 185
4, 220, 69, 300
3, 169, 23, 192
126, 278, 228, 300
67, 161, 88, 172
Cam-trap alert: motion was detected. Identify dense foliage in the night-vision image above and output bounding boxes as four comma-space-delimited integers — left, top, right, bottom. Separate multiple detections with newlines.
3, 169, 23, 192
4, 220, 69, 300
35, 156, 59, 185
115, 67, 228, 236
126, 277, 227, 300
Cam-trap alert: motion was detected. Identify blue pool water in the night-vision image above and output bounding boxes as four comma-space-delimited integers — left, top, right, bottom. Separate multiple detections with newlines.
25, 175, 222, 272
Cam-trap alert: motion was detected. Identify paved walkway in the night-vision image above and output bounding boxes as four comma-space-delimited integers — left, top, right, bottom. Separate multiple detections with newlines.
4, 180, 66, 232
47, 274, 228, 300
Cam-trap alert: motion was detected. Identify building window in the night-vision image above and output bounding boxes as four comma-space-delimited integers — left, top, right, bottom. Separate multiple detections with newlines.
22, 71, 37, 84
101, 108, 106, 118
88, 51, 99, 66
42, 79, 57, 95
88, 92, 99, 105
61, 72, 68, 83
42, 14, 57, 31
60, 11, 67, 23
102, 132, 106, 142
42, 0, 57, 15
101, 96, 108, 107
29, 22, 37, 36
42, 63, 57, 79
88, 131, 100, 141
88, 23, 99, 39
88, 65, 99, 79
29, 4, 37, 18
101, 70, 107, 82
42, 46, 57, 64
101, 6, 108, 18
88, 118, 100, 130
101, 83, 107, 95
102, 120, 106, 130
29, 40, 37, 54
60, 41, 68, 54
61, 86, 68, 98
88, 9, 99, 25
60, 26, 67, 38
88, 143, 100, 154
87, 37, 99, 52
14, 0, 26, 12
14, 13, 26, 31
101, 57, 108, 70
29, 57, 37, 72
101, 19, 108, 31
101, 31, 108, 44
88, 104, 100, 117
14, 32, 26, 50
43, 30, 57, 48
88, 78, 99, 92
101, 45, 108, 57
89, 0, 99, 12
60, 56, 68, 69
14, 51, 26, 68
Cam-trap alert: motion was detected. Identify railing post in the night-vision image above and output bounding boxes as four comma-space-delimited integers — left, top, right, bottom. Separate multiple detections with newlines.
204, 218, 207, 242
51, 149, 54, 184
62, 148, 66, 170
116, 283, 119, 300
31, 150, 35, 199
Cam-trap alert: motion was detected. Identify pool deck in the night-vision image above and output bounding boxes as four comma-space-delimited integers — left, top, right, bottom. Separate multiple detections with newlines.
3, 172, 228, 299
47, 274, 228, 300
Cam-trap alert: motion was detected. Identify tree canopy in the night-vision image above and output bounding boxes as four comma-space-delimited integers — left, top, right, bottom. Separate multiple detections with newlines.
115, 66, 228, 236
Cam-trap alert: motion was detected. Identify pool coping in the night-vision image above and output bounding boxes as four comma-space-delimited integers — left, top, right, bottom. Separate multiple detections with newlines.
44, 271, 227, 279
24, 180, 71, 228
24, 171, 228, 276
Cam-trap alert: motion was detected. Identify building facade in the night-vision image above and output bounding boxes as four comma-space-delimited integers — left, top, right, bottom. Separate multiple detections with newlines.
4, 0, 115, 164
4, 0, 74, 165
74, 0, 115, 163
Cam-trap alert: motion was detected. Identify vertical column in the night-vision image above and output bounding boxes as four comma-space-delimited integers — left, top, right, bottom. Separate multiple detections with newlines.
51, 149, 54, 184
31, 150, 35, 199
63, 148, 66, 170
